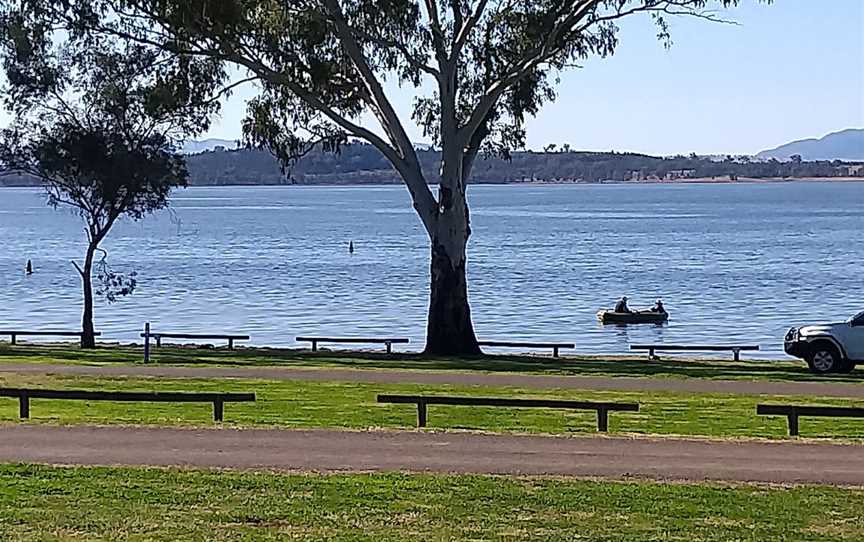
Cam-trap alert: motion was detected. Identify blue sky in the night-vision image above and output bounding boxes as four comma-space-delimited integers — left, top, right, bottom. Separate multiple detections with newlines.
3, 0, 862, 155
202, 0, 863, 155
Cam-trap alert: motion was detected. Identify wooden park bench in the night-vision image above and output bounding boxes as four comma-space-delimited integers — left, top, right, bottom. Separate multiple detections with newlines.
0, 388, 255, 422
630, 344, 760, 361
378, 394, 639, 432
757, 404, 864, 437
0, 330, 102, 345
296, 336, 409, 354
141, 332, 250, 349
478, 340, 575, 358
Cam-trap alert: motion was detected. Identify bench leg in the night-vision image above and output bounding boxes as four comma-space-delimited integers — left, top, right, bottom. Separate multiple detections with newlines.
788, 413, 799, 437
553, 347, 559, 358
417, 401, 427, 428
19, 394, 29, 419
213, 399, 224, 422
386, 341, 392, 354
597, 407, 608, 432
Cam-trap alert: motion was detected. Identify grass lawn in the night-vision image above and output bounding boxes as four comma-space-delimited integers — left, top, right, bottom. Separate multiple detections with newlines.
0, 464, 862, 541
2, 372, 864, 439
2, 343, 860, 383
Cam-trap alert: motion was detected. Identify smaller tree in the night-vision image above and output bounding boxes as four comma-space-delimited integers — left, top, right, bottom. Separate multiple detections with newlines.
0, 37, 217, 347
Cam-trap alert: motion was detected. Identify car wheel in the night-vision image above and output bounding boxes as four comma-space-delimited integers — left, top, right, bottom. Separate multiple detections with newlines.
806, 344, 841, 374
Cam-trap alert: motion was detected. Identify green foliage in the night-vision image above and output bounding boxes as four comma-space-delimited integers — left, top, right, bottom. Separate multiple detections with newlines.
0, 42, 197, 232
0, 0, 762, 179
0, 15, 219, 324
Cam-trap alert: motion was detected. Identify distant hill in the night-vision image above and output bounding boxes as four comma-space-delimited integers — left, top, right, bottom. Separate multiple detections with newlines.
179, 143, 862, 186
3, 142, 862, 187
757, 129, 864, 162
180, 138, 240, 154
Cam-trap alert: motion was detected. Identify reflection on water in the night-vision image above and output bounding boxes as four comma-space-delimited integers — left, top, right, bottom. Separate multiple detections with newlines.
1, 182, 863, 358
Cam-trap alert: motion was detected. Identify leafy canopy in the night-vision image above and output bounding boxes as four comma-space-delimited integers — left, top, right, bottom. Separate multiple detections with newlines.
0, 29, 210, 304
0, 22, 219, 241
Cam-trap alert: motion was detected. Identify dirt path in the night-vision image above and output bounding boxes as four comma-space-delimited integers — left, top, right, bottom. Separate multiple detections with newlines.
1, 425, 862, 485
2, 363, 863, 397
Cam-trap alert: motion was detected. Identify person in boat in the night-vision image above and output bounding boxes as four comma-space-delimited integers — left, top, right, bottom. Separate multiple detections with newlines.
651, 299, 666, 313
25, 260, 33, 276
614, 296, 631, 313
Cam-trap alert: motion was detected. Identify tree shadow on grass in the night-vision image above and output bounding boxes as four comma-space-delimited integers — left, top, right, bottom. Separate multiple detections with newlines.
1, 342, 861, 383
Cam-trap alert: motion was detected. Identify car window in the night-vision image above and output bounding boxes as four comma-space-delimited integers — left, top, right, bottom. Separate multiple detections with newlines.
853, 312, 864, 327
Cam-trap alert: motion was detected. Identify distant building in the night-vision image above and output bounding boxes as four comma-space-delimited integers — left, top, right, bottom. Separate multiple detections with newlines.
665, 169, 697, 180
837, 164, 864, 176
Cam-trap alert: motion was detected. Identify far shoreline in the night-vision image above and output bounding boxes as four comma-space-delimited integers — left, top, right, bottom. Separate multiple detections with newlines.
1, 176, 863, 189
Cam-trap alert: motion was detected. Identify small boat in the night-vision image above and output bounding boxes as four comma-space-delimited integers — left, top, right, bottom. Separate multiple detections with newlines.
597, 309, 669, 325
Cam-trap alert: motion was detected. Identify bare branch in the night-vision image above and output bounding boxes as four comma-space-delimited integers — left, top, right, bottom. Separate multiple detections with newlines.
452, 0, 490, 60
321, 1, 422, 161
423, 0, 449, 62
321, 0, 438, 229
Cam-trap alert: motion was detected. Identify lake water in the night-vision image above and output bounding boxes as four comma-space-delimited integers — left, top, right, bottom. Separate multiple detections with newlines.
1, 182, 863, 358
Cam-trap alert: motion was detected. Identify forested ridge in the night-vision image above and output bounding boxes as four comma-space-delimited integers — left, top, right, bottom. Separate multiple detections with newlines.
2, 143, 861, 186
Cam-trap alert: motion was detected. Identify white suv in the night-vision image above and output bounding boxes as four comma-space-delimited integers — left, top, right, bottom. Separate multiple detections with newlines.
785, 311, 864, 374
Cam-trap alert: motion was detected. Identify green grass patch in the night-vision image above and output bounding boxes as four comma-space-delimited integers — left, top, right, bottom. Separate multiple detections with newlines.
0, 464, 862, 541
2, 372, 864, 439
2, 342, 857, 383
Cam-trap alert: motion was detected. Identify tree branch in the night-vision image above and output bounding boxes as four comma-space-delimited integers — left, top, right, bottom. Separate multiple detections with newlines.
451, 0, 490, 61
321, 0, 438, 229
423, 0, 449, 62
321, 0, 423, 164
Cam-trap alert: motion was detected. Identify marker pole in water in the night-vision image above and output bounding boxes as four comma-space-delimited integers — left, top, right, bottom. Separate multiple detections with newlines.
143, 322, 150, 364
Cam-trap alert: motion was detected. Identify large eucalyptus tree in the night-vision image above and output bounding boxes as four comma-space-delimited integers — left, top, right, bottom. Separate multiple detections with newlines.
2, 0, 760, 354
